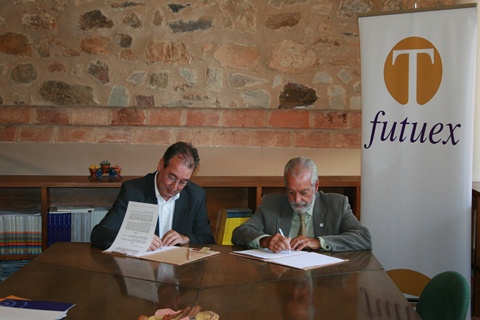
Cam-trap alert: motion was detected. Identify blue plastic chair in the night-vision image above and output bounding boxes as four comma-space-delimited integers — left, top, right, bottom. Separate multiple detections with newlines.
415, 271, 470, 320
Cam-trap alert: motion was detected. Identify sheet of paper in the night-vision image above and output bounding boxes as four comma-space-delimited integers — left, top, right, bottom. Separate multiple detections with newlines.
135, 245, 177, 257
103, 201, 159, 256
269, 252, 347, 270
232, 248, 306, 260
231, 249, 347, 270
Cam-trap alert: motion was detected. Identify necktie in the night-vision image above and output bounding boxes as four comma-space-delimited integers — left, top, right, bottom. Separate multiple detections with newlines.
298, 212, 306, 236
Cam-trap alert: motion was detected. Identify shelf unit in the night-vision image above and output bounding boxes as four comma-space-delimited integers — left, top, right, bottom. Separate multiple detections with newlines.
0, 175, 361, 261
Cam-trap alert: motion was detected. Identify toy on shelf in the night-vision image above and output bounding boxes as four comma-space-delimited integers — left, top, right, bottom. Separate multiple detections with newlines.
89, 161, 122, 182
100, 160, 111, 173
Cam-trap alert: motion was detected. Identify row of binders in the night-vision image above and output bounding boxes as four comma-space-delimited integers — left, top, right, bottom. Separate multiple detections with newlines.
0, 206, 109, 255
2, 205, 253, 254
0, 209, 42, 255
48, 206, 109, 246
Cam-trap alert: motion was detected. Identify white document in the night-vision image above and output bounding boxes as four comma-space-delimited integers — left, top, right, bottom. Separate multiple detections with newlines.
232, 248, 305, 260
231, 248, 347, 270
137, 245, 177, 257
269, 251, 346, 270
103, 201, 159, 256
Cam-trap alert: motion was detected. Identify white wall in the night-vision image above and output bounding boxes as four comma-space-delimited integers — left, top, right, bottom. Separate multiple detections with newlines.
0, 143, 361, 177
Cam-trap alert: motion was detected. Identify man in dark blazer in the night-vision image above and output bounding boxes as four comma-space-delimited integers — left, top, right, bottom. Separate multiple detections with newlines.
231, 157, 371, 252
91, 142, 215, 250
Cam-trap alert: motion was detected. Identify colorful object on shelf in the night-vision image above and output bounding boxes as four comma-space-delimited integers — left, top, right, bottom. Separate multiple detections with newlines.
216, 208, 253, 245
100, 160, 111, 174
88, 161, 122, 182
111, 164, 121, 175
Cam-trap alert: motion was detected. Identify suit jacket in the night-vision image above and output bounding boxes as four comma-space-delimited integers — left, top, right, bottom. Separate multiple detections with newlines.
90, 172, 215, 250
231, 191, 372, 251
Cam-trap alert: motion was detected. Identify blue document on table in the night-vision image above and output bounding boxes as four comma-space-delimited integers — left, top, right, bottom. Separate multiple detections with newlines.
0, 297, 75, 320
0, 298, 75, 311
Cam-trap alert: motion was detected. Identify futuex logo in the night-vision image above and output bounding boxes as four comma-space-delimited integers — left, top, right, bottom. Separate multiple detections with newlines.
364, 36, 461, 149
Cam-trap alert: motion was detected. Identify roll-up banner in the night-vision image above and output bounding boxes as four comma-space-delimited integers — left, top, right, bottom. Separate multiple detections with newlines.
359, 3, 477, 293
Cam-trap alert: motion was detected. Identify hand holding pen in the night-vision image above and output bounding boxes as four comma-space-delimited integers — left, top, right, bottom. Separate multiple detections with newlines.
260, 229, 292, 253
278, 228, 291, 253
267, 228, 291, 253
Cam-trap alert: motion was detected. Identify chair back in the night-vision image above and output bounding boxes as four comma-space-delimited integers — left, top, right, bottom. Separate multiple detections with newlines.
416, 271, 470, 320
387, 268, 431, 298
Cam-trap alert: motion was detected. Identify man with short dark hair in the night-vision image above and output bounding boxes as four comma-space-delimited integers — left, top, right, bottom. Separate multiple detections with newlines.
232, 157, 371, 252
91, 141, 215, 250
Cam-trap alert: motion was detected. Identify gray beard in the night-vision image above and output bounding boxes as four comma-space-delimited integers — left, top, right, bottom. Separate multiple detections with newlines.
290, 199, 314, 214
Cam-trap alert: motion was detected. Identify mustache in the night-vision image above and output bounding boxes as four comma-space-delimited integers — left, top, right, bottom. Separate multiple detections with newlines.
290, 201, 311, 213
290, 201, 308, 208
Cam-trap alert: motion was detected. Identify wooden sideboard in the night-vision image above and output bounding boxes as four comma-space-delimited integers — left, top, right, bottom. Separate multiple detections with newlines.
0, 175, 361, 261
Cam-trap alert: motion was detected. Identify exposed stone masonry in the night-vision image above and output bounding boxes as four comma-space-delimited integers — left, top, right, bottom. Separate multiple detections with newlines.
0, 0, 452, 148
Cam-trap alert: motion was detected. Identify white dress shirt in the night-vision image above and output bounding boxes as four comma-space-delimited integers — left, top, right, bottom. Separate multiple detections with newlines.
154, 171, 180, 238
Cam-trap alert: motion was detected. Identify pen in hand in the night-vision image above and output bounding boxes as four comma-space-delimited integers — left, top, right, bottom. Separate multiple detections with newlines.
278, 228, 291, 253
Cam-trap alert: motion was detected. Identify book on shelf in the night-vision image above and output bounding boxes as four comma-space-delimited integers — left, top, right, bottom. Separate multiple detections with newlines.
0, 209, 42, 255
54, 205, 94, 243
231, 248, 348, 271
47, 211, 71, 246
216, 207, 253, 245
47, 206, 109, 245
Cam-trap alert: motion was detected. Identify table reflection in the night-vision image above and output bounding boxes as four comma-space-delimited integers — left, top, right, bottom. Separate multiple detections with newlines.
276, 277, 315, 320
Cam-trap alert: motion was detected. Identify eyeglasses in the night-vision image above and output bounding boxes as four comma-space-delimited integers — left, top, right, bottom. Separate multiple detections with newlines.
166, 173, 189, 187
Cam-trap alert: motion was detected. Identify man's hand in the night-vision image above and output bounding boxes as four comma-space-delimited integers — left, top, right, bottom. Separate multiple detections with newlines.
260, 233, 292, 253
148, 231, 190, 251
161, 230, 190, 246
149, 235, 162, 251
290, 235, 321, 251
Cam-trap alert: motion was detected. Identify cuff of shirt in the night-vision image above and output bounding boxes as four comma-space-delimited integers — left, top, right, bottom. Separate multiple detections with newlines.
318, 237, 332, 251
248, 235, 269, 249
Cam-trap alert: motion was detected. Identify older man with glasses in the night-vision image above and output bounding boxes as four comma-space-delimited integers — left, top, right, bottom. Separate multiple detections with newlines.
91, 141, 215, 251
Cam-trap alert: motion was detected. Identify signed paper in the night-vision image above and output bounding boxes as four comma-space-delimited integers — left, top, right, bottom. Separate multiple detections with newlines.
231, 249, 348, 270
104, 201, 159, 256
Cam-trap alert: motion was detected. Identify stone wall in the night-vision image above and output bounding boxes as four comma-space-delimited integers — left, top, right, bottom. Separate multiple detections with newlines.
0, 0, 453, 149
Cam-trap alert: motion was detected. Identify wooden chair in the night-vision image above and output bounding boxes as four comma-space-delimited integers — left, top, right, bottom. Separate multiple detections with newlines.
387, 268, 431, 303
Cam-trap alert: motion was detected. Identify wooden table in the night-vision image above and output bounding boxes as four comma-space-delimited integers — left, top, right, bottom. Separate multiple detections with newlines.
0, 243, 420, 320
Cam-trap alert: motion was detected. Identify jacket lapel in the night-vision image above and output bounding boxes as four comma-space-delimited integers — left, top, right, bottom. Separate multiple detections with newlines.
312, 192, 326, 236
278, 204, 294, 236
145, 172, 158, 204
146, 172, 160, 235
172, 189, 188, 229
